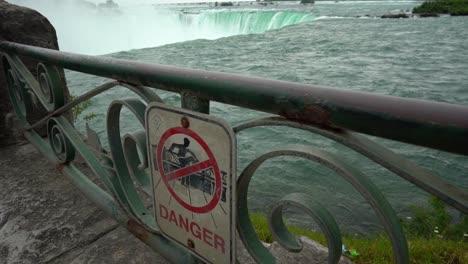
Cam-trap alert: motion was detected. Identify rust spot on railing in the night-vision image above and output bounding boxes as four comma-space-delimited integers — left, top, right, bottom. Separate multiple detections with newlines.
127, 219, 149, 241
279, 104, 331, 127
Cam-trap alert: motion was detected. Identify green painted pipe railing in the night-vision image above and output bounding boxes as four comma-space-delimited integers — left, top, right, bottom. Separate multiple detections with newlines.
1, 41, 467, 264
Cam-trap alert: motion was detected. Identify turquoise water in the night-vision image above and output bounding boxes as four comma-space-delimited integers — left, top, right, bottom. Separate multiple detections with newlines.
63, 1, 468, 234
179, 10, 316, 34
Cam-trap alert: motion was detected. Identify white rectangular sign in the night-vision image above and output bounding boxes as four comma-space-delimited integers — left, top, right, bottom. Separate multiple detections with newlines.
146, 102, 236, 264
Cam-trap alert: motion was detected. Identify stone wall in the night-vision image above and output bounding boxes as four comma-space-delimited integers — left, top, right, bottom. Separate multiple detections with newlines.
0, 0, 71, 146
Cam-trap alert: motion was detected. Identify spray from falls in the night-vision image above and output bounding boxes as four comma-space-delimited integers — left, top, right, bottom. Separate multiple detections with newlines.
8, 0, 316, 55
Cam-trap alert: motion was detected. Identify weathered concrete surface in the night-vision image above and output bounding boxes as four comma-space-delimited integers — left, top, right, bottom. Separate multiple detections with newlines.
0, 0, 72, 146
0, 143, 166, 264
0, 143, 353, 263
47, 227, 166, 264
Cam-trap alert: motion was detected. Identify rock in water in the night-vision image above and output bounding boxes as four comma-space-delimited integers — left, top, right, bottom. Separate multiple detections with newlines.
0, 0, 72, 146
220, 2, 234, 7
418, 13, 440, 17
381, 13, 410, 18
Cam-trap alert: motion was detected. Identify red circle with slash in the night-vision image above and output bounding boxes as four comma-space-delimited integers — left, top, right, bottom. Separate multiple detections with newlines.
156, 127, 222, 214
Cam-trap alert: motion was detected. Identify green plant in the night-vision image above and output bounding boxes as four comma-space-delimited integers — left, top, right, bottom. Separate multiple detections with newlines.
413, 0, 468, 16
402, 195, 467, 241
70, 95, 97, 122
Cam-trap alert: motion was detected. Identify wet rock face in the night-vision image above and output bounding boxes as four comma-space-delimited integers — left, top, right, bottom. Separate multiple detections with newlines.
0, 0, 71, 146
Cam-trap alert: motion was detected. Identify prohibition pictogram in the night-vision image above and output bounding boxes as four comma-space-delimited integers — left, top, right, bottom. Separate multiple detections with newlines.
156, 127, 222, 214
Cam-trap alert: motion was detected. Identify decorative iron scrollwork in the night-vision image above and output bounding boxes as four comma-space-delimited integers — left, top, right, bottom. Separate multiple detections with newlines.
36, 63, 64, 111
269, 193, 342, 261
2, 52, 163, 233
235, 144, 408, 263
47, 118, 75, 163
2, 55, 32, 124
107, 99, 158, 232
2, 41, 467, 264
234, 117, 409, 263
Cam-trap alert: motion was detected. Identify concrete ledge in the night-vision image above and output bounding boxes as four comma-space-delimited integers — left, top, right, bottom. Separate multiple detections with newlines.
0, 143, 166, 264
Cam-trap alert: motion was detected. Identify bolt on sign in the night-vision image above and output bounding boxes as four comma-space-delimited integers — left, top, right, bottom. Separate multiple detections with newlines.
146, 102, 236, 264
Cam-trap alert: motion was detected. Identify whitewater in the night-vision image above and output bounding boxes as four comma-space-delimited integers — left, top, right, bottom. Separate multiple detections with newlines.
9, 0, 323, 54
9, 0, 468, 234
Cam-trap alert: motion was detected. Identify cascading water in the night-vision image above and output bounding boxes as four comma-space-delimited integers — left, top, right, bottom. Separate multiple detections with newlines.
8, 0, 316, 55
180, 10, 316, 36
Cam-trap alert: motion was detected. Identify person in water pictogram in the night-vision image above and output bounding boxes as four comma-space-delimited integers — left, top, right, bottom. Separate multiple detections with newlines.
168, 137, 196, 167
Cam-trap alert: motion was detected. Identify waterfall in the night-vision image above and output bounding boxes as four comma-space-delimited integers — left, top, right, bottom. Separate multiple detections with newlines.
8, 0, 316, 54
180, 10, 315, 36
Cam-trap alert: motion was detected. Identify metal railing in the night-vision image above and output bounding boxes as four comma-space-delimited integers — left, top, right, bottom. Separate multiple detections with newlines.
1, 41, 467, 264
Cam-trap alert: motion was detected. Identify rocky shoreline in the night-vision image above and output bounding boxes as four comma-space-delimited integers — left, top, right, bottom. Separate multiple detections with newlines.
380, 12, 442, 19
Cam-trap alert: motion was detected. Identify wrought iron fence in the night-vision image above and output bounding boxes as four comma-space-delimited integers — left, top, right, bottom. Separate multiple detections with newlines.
1, 41, 467, 264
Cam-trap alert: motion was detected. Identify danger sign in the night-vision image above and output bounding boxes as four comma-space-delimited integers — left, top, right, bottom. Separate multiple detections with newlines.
157, 127, 222, 214
146, 102, 236, 264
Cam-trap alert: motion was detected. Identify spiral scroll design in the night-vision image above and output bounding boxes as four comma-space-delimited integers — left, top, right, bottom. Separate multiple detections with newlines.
2, 52, 163, 233
235, 117, 411, 263
2, 55, 32, 124
123, 130, 152, 195
36, 63, 65, 111
106, 98, 158, 232
47, 118, 76, 163
237, 146, 408, 263
269, 193, 342, 262
8, 68, 24, 109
